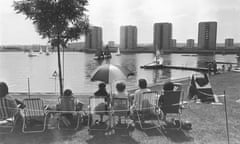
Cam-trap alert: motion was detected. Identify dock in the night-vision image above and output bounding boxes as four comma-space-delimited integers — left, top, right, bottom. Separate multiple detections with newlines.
140, 63, 211, 72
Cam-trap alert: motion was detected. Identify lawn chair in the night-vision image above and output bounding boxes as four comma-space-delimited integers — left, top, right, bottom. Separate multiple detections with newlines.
188, 73, 215, 103
112, 97, 130, 130
160, 90, 183, 130
0, 98, 17, 134
57, 96, 81, 130
134, 91, 162, 130
88, 96, 110, 131
22, 98, 48, 133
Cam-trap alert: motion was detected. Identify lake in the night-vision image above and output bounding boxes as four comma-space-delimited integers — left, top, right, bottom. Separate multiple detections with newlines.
0, 52, 238, 94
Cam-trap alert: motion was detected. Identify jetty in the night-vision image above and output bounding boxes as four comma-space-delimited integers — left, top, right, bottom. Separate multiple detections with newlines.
140, 63, 211, 72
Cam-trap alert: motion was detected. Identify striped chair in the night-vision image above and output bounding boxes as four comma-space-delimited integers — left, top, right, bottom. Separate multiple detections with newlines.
22, 98, 48, 133
134, 91, 162, 130
0, 98, 17, 134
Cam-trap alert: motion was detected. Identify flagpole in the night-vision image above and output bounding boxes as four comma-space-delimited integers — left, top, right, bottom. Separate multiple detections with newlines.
27, 77, 30, 99
223, 90, 230, 144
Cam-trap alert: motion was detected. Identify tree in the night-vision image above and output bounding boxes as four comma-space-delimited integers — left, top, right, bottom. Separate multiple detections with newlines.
14, 0, 89, 96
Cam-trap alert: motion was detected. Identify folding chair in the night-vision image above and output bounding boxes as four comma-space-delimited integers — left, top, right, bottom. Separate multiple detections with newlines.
160, 90, 183, 130
22, 98, 48, 133
88, 96, 110, 131
134, 91, 162, 130
57, 96, 81, 130
112, 97, 130, 130
0, 98, 17, 134
188, 73, 215, 103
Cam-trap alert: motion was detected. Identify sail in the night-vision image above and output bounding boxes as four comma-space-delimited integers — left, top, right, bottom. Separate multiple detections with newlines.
116, 47, 121, 56
155, 48, 163, 64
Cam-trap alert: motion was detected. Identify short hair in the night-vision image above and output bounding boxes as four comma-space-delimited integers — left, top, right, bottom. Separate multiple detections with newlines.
116, 82, 126, 92
63, 89, 73, 96
163, 82, 174, 91
0, 82, 9, 98
138, 79, 147, 89
99, 83, 106, 89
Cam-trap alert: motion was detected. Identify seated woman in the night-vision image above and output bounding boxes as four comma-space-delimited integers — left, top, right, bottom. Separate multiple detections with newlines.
57, 89, 83, 127
112, 82, 129, 124
94, 83, 110, 123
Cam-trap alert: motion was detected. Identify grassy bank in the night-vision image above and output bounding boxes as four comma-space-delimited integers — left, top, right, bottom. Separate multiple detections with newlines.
1, 72, 240, 144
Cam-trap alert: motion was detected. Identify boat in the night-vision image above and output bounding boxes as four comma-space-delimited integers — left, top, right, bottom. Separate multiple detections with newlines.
115, 47, 121, 56
39, 46, 43, 54
45, 46, 50, 55
232, 67, 240, 73
103, 45, 112, 59
28, 49, 38, 57
94, 49, 105, 60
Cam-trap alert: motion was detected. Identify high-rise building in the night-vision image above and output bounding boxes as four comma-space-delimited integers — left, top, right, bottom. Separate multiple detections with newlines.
171, 39, 177, 48
85, 26, 102, 50
186, 39, 195, 48
120, 26, 137, 49
153, 23, 172, 51
225, 38, 234, 49
198, 22, 217, 49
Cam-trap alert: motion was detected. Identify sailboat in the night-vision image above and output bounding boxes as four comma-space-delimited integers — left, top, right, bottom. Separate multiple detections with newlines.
104, 45, 112, 59
28, 49, 38, 57
45, 46, 50, 55
116, 47, 121, 56
39, 46, 43, 54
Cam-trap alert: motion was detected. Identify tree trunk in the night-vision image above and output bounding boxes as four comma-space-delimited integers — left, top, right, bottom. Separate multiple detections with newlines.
57, 44, 63, 96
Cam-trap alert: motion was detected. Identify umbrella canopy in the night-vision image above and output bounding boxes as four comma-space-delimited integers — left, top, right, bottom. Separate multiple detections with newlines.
91, 64, 133, 84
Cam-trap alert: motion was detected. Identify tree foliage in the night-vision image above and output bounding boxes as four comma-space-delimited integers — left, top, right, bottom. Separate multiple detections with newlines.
13, 0, 89, 96
14, 0, 89, 47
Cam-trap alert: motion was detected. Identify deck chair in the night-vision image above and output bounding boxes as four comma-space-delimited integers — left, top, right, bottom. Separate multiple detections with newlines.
112, 97, 130, 130
88, 96, 110, 131
0, 98, 17, 134
57, 96, 81, 130
134, 91, 162, 130
188, 73, 215, 103
160, 90, 183, 130
22, 98, 48, 133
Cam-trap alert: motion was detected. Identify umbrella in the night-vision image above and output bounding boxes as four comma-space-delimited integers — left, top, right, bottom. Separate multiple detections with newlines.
90, 64, 134, 84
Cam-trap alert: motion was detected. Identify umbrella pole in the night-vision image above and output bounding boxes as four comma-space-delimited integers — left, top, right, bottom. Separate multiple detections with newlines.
223, 90, 230, 144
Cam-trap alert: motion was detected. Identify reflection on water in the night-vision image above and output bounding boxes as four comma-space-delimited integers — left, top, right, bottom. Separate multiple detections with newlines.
0, 52, 238, 93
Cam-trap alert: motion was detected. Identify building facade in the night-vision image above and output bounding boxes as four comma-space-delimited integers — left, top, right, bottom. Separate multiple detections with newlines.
186, 39, 195, 48
153, 23, 172, 51
198, 22, 217, 49
225, 38, 234, 49
85, 26, 102, 50
171, 39, 177, 48
120, 26, 137, 49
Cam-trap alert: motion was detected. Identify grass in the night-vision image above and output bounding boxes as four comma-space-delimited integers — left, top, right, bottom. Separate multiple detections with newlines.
1, 72, 240, 144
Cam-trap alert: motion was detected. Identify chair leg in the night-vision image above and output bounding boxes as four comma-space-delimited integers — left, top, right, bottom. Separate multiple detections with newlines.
22, 116, 47, 133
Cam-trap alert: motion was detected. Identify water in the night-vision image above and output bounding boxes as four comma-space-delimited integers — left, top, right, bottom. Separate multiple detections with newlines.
0, 52, 238, 94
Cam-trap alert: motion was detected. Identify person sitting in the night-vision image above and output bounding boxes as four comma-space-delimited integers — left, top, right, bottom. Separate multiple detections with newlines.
112, 82, 129, 124
0, 82, 23, 124
131, 79, 151, 111
94, 83, 110, 123
57, 89, 83, 127
158, 82, 174, 121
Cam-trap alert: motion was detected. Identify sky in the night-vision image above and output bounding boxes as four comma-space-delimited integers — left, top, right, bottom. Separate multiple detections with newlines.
1, 0, 240, 45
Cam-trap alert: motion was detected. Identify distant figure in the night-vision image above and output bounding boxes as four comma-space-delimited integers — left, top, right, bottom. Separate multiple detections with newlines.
228, 64, 232, 71
94, 83, 110, 122
213, 61, 217, 74
222, 64, 225, 72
